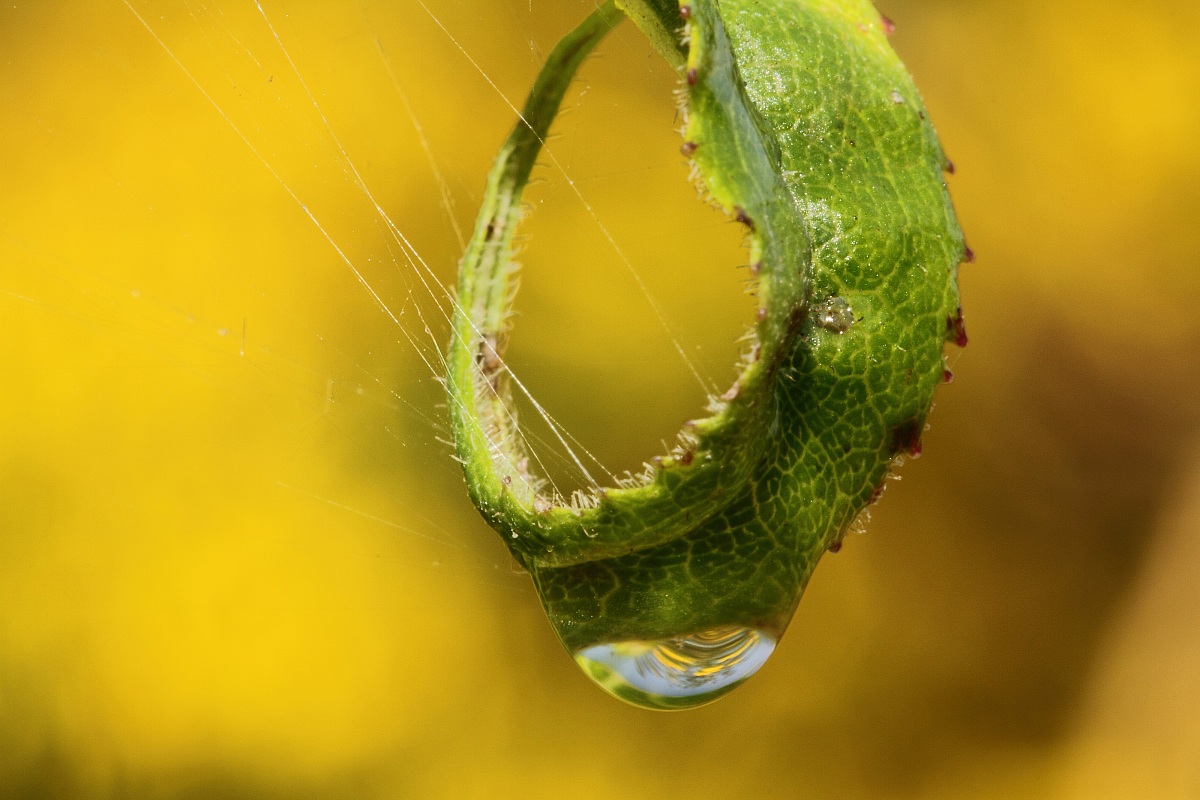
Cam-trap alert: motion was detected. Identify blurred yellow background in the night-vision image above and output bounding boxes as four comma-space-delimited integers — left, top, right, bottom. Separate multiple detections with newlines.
2, 0, 1199, 797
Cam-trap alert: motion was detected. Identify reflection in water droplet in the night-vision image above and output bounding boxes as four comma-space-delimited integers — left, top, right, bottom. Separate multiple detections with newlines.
815, 296, 856, 333
573, 626, 776, 710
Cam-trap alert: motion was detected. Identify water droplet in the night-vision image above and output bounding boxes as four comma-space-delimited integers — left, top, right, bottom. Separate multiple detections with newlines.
815, 296, 855, 333
572, 626, 776, 710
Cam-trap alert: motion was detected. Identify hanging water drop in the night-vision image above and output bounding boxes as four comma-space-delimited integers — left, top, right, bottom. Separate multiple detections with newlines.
572, 626, 776, 710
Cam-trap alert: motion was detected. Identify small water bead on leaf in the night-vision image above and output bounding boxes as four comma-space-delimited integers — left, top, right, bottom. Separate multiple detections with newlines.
573, 626, 776, 710
814, 296, 856, 333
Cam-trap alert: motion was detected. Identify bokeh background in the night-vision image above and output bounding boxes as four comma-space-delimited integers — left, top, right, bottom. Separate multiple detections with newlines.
3, 0, 1199, 797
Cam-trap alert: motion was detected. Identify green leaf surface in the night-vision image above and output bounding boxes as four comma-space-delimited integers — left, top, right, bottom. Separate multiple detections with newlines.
446, 0, 965, 703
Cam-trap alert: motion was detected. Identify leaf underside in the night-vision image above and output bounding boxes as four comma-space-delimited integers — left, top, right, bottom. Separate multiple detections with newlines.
446, 0, 965, 652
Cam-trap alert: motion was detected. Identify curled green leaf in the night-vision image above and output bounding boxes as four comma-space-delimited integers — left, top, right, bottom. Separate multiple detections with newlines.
447, 0, 966, 710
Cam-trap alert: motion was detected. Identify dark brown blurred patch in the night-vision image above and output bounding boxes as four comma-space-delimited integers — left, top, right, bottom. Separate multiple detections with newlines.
857, 313, 1200, 791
